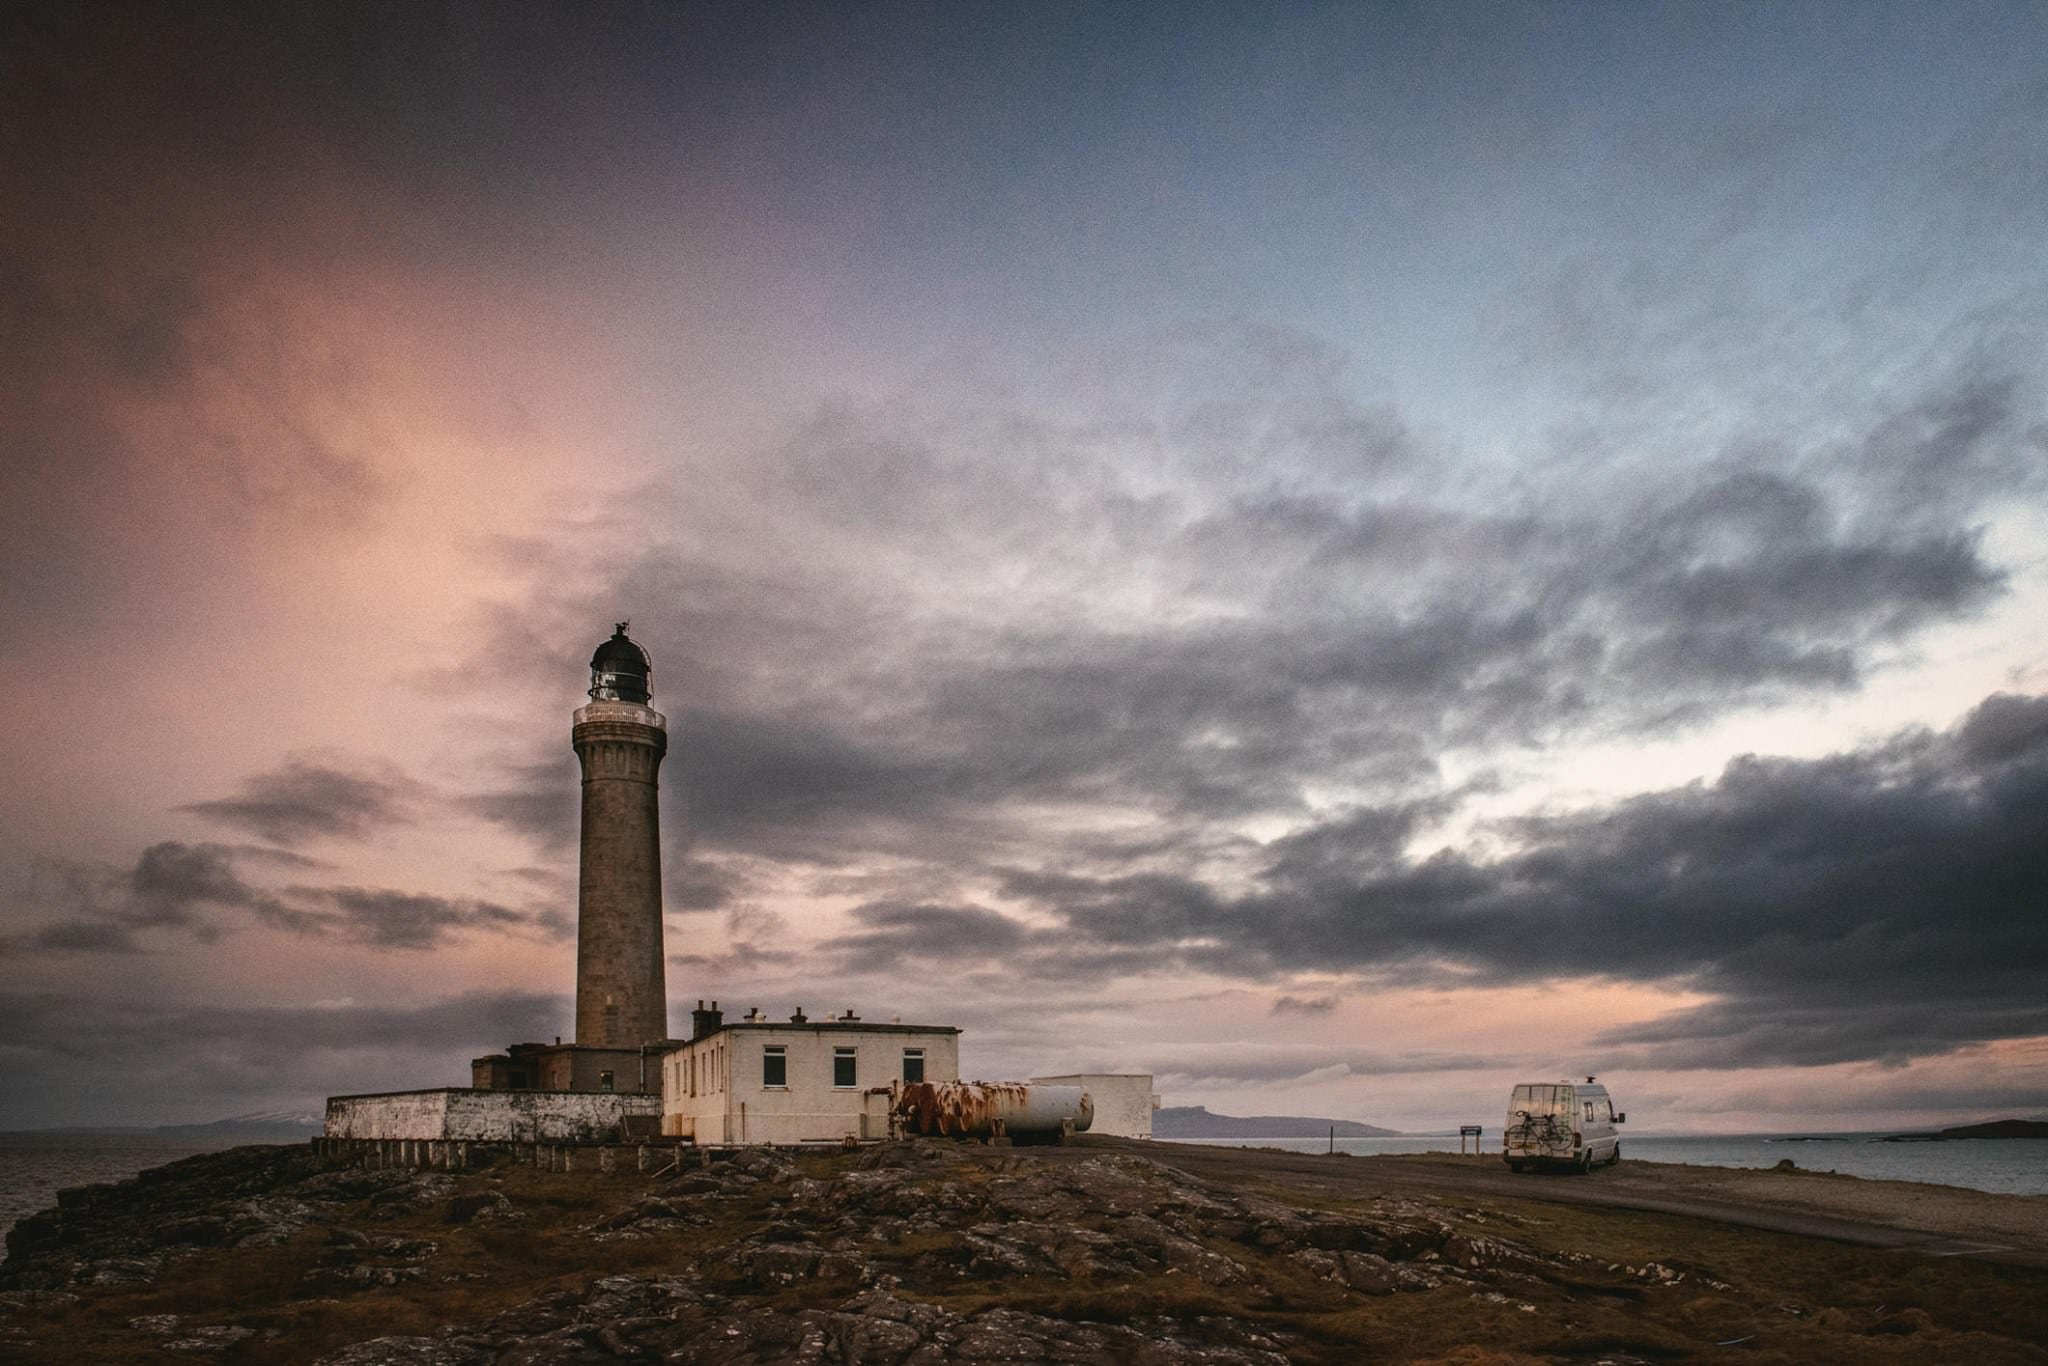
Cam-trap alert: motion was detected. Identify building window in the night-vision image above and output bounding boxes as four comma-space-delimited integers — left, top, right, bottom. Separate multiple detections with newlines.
763, 1046, 787, 1088
599, 1070, 615, 1092
833, 1046, 857, 1089
902, 1048, 925, 1083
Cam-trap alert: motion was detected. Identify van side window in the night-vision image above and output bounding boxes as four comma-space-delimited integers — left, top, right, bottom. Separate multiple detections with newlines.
1584, 1101, 1595, 1121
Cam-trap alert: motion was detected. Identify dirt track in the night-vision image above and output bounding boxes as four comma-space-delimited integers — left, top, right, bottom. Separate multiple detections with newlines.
1043, 1138, 2048, 1269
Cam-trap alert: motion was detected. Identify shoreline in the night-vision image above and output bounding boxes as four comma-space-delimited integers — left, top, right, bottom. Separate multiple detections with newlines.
1168, 1129, 2048, 1198
3, 1140, 2046, 1362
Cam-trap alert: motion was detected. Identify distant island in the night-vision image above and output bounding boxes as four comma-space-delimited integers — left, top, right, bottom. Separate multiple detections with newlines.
1153, 1105, 1401, 1139
1881, 1118, 2048, 1142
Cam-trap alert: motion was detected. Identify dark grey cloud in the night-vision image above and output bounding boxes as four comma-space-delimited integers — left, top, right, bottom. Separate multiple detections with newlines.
1, 841, 302, 955
4, 841, 551, 957
460, 756, 579, 852
182, 757, 422, 846
426, 323, 2045, 1088
0, 988, 567, 1127
669, 943, 798, 975
25, 919, 144, 955
454, 336, 2034, 906
1003, 691, 2048, 1070
822, 901, 1031, 974
1271, 995, 1337, 1016
289, 887, 527, 952
129, 841, 250, 926
667, 857, 748, 912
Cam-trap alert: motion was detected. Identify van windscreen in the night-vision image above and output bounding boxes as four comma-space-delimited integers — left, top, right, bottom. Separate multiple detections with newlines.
1509, 1084, 1572, 1115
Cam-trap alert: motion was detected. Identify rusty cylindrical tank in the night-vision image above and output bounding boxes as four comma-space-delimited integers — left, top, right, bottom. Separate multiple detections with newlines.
893, 1082, 1093, 1141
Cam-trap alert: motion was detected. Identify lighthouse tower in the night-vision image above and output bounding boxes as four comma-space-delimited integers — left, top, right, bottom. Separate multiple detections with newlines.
573, 622, 670, 1048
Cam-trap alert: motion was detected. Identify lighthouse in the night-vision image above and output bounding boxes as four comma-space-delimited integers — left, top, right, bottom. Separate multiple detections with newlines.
572, 622, 670, 1048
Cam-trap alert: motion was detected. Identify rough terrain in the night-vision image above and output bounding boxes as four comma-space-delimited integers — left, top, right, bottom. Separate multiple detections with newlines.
1119, 1145, 2048, 1267
2, 1138, 2044, 1363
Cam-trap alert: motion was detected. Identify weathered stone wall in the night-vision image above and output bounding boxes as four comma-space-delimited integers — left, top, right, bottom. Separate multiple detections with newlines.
326, 1089, 661, 1142
325, 1090, 450, 1141
1031, 1074, 1159, 1138
572, 701, 669, 1049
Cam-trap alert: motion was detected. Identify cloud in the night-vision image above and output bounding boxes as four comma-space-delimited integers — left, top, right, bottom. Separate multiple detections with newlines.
4, 841, 553, 956
181, 756, 423, 846
1144, 1045, 1503, 1086
667, 857, 748, 912
1005, 691, 2048, 1070
1271, 995, 1338, 1016
1, 841, 301, 954
25, 919, 144, 955
822, 901, 1032, 973
447, 340, 2033, 909
461, 757, 580, 853
0, 988, 569, 1126
289, 887, 528, 951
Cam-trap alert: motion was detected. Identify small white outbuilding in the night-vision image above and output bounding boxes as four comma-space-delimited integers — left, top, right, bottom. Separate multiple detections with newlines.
1030, 1073, 1160, 1138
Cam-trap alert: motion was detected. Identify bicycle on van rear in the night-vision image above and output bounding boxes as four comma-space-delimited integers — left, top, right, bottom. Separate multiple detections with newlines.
1503, 1077, 1624, 1173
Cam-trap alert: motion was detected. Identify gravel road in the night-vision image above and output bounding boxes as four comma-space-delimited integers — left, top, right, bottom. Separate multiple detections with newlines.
1036, 1137, 2048, 1269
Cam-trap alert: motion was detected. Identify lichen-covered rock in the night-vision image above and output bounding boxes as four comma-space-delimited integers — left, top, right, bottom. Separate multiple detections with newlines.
10, 1138, 1789, 1364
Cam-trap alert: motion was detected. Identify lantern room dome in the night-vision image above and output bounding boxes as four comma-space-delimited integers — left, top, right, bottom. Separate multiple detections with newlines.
588, 622, 653, 704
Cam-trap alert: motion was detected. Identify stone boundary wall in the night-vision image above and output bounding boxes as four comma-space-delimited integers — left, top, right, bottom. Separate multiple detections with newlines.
325, 1088, 661, 1143
312, 1135, 689, 1174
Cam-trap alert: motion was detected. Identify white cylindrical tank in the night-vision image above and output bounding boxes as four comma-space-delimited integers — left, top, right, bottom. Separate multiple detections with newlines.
894, 1082, 1094, 1140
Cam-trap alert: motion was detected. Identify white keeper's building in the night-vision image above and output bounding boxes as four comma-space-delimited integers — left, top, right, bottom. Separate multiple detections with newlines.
660, 1003, 961, 1144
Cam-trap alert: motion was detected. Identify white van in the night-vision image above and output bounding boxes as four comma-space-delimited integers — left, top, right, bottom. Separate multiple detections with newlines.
1503, 1078, 1624, 1173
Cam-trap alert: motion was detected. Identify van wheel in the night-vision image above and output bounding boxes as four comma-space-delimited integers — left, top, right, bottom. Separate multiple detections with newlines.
1577, 1149, 1593, 1175
1508, 1161, 1526, 1173
1609, 1143, 1622, 1166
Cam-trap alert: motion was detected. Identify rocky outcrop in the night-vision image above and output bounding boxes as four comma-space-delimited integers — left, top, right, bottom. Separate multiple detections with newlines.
1, 1147, 456, 1293
297, 1144, 1570, 1363
5, 1138, 2015, 1362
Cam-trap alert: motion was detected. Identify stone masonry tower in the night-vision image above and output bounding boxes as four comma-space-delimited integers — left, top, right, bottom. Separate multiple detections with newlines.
573, 622, 670, 1048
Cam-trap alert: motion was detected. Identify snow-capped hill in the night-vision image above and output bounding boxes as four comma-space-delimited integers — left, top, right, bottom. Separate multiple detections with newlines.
151, 1111, 324, 1138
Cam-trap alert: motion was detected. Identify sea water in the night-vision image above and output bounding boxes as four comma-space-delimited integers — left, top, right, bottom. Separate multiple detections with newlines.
0, 1134, 230, 1243
1180, 1133, 2048, 1196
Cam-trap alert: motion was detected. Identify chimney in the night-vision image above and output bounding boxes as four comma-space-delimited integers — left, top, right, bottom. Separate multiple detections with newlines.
790, 1006, 808, 1024
691, 999, 724, 1040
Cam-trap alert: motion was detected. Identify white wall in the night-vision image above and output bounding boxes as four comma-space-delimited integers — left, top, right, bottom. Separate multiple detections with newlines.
662, 1025, 959, 1143
326, 1089, 660, 1142
1031, 1074, 1159, 1138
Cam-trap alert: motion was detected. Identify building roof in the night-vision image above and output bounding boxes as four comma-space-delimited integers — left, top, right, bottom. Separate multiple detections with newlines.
590, 622, 652, 672
667, 1020, 960, 1052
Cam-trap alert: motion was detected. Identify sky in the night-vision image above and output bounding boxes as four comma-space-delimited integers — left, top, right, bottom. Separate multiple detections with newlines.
3, 1, 2046, 1134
